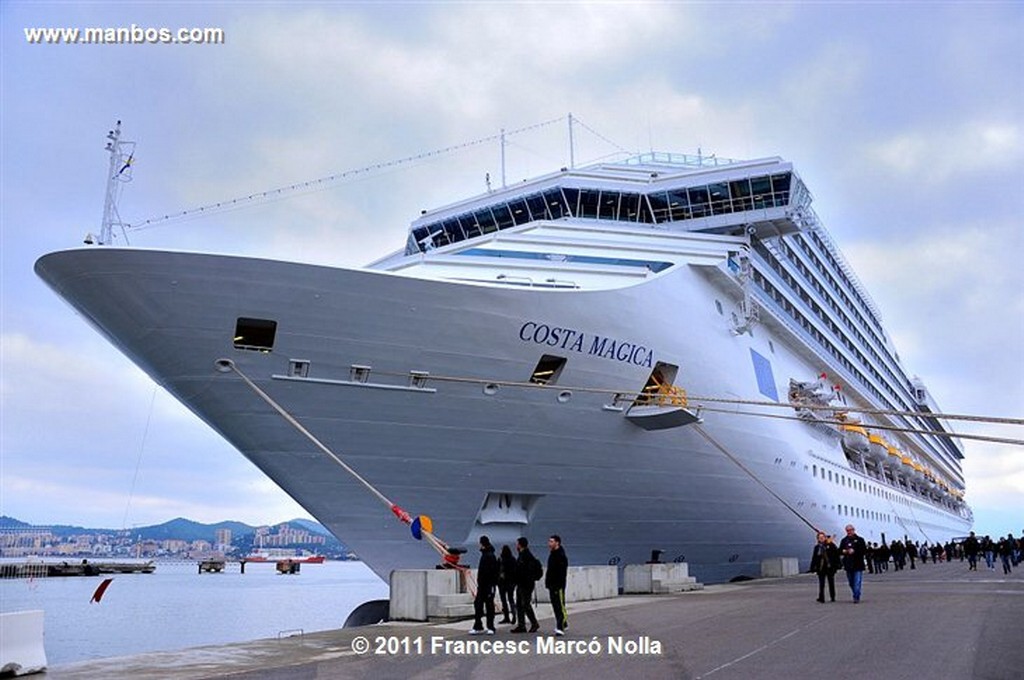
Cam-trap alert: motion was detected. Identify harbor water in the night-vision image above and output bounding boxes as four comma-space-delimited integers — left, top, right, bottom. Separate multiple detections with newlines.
0, 559, 388, 666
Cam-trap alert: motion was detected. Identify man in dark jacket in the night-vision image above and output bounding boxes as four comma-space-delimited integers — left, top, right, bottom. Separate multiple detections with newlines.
963, 531, 980, 570
810, 532, 840, 603
469, 535, 499, 634
545, 535, 569, 635
510, 536, 540, 633
838, 524, 867, 603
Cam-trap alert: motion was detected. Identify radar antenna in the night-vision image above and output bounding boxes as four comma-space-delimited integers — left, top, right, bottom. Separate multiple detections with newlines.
89, 120, 135, 245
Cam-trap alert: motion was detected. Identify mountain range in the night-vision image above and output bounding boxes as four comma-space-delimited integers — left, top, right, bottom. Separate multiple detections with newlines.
0, 515, 333, 543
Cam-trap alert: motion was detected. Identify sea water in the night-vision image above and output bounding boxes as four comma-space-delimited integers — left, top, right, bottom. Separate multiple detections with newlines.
0, 560, 388, 666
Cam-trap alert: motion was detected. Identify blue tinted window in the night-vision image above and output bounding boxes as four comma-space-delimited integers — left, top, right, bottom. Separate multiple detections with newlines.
750, 349, 779, 401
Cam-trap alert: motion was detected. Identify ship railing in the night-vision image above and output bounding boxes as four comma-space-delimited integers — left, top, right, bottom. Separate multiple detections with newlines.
635, 383, 688, 408
625, 151, 741, 168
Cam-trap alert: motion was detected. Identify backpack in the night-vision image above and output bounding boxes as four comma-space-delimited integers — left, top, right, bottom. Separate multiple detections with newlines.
531, 555, 544, 582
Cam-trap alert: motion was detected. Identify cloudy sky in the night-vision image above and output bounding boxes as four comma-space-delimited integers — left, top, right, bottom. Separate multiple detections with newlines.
2, 2, 1021, 537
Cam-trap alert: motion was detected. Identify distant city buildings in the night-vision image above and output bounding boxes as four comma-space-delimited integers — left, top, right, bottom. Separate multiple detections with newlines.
0, 521, 338, 560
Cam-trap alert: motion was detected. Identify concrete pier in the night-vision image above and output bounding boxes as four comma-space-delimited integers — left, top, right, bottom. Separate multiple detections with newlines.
45, 561, 1022, 679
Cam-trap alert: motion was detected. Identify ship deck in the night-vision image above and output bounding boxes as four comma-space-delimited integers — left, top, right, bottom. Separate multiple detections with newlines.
47, 560, 1021, 679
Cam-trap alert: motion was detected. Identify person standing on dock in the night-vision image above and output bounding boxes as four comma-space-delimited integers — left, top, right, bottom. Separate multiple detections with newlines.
546, 534, 569, 635
810, 532, 839, 603
839, 524, 867, 603
510, 537, 541, 633
963, 531, 980, 570
498, 544, 517, 625
469, 535, 499, 635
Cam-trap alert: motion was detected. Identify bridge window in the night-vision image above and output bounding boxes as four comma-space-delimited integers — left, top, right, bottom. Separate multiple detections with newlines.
545, 188, 570, 218
730, 179, 752, 211
599, 191, 620, 220
688, 186, 710, 218
578, 189, 600, 218
493, 204, 515, 230
771, 174, 791, 206
561, 188, 580, 216
751, 176, 772, 208
708, 182, 731, 215
526, 194, 549, 221
508, 198, 530, 226
668, 189, 690, 220
476, 207, 497, 234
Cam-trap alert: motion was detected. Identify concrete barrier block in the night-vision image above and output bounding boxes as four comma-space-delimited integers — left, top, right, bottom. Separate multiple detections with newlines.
565, 566, 618, 601
624, 563, 698, 593
0, 610, 47, 676
391, 569, 465, 621
390, 570, 428, 621
760, 557, 800, 578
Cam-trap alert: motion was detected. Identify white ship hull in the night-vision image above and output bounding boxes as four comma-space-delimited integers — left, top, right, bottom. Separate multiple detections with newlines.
35, 244, 971, 583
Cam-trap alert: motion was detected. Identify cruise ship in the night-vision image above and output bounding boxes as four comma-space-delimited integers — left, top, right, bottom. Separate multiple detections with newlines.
35, 134, 972, 584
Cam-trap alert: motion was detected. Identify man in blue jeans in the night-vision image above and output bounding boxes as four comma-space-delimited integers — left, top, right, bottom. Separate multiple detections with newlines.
838, 524, 867, 603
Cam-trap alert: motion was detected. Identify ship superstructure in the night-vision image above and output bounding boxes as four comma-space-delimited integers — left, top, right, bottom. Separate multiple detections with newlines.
36, 147, 971, 584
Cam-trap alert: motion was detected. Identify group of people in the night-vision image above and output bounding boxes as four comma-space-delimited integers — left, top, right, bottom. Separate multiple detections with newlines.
961, 531, 1020, 574
810, 525, 866, 603
811, 525, 1024, 604
469, 534, 569, 636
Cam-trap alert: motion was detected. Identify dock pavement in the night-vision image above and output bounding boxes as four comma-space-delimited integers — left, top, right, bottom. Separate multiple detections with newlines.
46, 560, 1022, 680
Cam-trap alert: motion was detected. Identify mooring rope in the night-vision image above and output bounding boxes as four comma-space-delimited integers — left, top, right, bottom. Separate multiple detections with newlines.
693, 424, 821, 534
215, 358, 459, 566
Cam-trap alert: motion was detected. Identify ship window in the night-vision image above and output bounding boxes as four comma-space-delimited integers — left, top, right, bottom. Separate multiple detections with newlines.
621, 193, 642, 222
545, 188, 570, 218
578, 189, 600, 218
459, 214, 481, 239
668, 189, 690, 220
476, 208, 498, 234
730, 179, 752, 211
508, 198, 531, 225
234, 318, 277, 351
771, 173, 791, 206
648, 192, 669, 223
493, 204, 515, 230
688, 186, 710, 218
751, 176, 772, 208
599, 191, 620, 220
443, 218, 464, 244
749, 349, 779, 401
526, 193, 549, 221
708, 182, 732, 215
530, 354, 567, 385
288, 360, 310, 378
561, 188, 580, 217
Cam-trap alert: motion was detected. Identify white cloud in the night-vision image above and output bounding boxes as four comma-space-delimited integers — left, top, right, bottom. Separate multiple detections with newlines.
867, 120, 1023, 184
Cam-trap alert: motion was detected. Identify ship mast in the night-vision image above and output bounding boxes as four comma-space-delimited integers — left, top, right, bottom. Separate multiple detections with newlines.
91, 121, 134, 246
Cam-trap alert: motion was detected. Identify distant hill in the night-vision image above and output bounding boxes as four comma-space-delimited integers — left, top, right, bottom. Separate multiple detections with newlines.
129, 518, 256, 542
0, 515, 332, 543
289, 518, 332, 537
